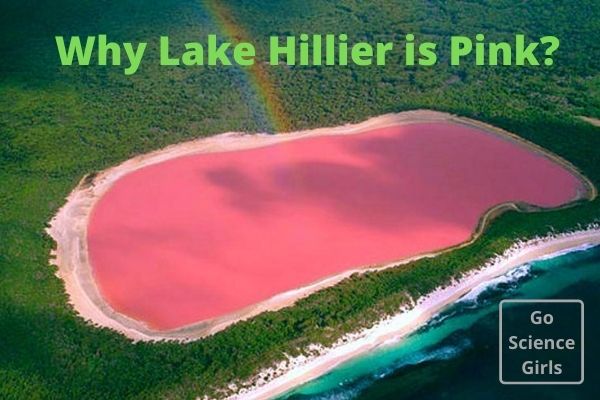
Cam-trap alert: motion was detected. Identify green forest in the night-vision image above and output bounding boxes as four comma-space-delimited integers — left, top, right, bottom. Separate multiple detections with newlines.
1, 0, 600, 398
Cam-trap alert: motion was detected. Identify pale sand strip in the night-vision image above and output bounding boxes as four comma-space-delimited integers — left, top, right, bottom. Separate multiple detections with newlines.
225, 228, 600, 400
47, 110, 596, 341
579, 116, 600, 127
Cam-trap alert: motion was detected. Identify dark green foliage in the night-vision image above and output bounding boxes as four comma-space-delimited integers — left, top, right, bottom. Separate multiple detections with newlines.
1, 0, 599, 398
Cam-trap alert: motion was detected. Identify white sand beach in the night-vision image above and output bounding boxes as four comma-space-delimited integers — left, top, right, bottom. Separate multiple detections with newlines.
226, 227, 600, 399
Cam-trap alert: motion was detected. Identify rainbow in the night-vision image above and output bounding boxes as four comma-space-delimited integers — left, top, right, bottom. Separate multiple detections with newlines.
203, 0, 291, 133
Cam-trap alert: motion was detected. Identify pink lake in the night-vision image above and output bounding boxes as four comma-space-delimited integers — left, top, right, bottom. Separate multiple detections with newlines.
87, 122, 582, 330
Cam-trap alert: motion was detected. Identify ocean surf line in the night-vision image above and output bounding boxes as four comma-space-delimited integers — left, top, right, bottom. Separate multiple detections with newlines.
280, 243, 600, 400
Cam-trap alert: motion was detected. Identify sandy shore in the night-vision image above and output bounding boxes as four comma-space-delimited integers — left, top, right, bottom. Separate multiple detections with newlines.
47, 110, 595, 341
225, 227, 600, 400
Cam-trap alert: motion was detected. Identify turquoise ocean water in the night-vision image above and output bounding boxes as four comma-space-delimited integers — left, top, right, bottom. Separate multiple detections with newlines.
280, 243, 600, 399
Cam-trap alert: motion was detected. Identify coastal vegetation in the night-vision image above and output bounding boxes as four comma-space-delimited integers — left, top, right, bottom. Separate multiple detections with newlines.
1, 0, 600, 399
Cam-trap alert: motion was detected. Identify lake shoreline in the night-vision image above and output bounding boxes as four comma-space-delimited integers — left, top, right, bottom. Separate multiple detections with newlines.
46, 110, 594, 342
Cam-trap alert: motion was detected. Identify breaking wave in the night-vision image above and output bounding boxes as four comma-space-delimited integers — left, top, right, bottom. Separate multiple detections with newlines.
305, 338, 472, 400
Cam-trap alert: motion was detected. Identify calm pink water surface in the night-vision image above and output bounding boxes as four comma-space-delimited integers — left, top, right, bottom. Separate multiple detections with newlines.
87, 123, 582, 330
